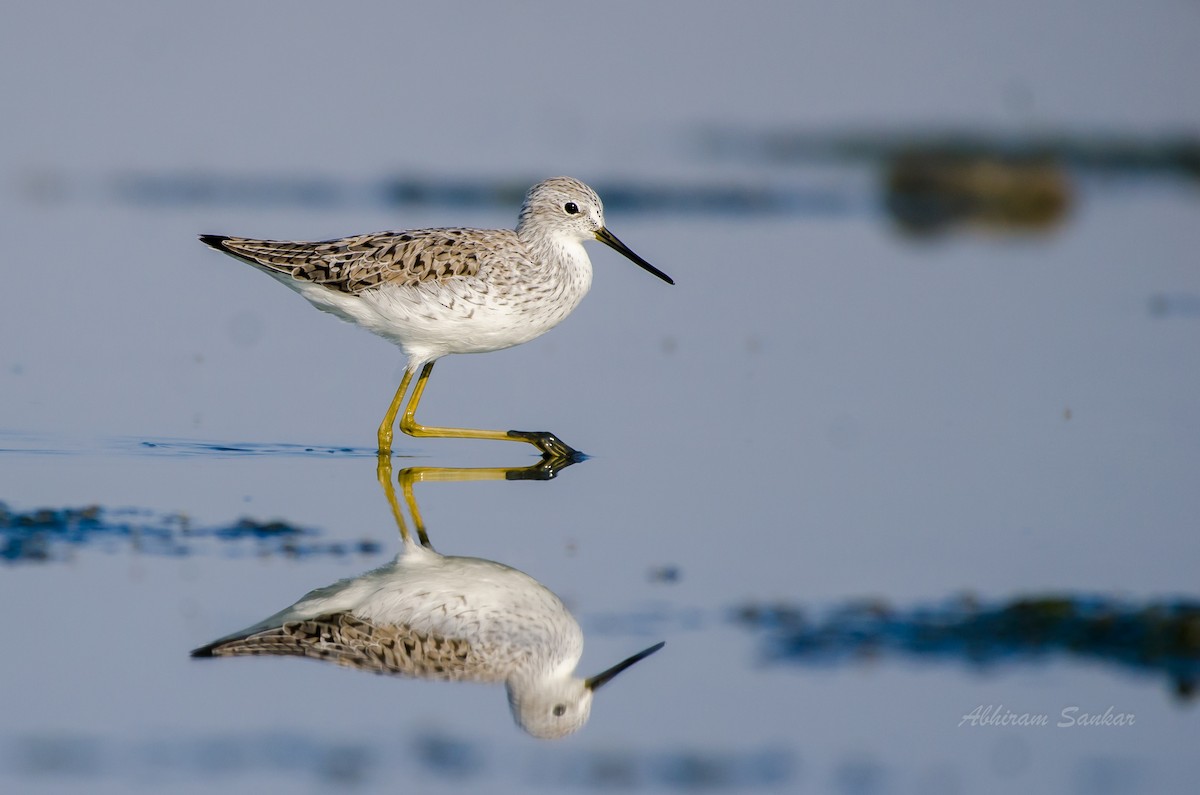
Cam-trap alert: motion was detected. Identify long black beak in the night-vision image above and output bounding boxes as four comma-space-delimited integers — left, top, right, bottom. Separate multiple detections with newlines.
584, 641, 666, 691
595, 228, 674, 285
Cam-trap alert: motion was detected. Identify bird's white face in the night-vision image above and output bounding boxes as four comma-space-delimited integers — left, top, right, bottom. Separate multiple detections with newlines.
507, 677, 594, 740
519, 176, 606, 243
519, 176, 675, 285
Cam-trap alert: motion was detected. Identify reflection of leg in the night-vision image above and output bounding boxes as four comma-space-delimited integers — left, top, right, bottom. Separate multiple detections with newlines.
375, 453, 415, 546
377, 368, 415, 453
389, 458, 582, 545
398, 468, 432, 548
399, 361, 584, 459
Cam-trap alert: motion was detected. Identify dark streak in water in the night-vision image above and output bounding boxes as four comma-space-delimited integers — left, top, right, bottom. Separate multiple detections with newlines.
131, 438, 379, 459
108, 173, 855, 217
21, 130, 1197, 236
0, 430, 380, 460
1148, 292, 1200, 319
0, 501, 382, 563
734, 595, 1200, 702
699, 127, 1200, 179
6, 729, 793, 789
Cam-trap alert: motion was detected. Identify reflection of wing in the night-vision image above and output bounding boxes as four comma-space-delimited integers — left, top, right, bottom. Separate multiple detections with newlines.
193, 612, 506, 682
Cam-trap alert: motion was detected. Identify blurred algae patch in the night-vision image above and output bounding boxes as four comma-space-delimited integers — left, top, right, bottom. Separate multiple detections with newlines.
0, 501, 382, 563
736, 594, 1200, 702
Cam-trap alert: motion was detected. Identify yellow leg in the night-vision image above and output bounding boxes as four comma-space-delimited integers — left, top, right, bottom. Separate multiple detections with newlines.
397, 361, 583, 459
377, 368, 415, 453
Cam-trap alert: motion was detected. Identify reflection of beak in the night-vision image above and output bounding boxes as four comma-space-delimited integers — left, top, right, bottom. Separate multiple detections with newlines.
595, 228, 674, 285
585, 641, 666, 691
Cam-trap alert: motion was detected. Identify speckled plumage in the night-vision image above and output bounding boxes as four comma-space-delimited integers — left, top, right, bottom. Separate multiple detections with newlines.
192, 537, 663, 739
200, 177, 673, 456
205, 229, 496, 294
196, 612, 489, 680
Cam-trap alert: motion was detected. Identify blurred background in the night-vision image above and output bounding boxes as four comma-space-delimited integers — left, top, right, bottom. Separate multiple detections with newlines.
2, 2, 1198, 793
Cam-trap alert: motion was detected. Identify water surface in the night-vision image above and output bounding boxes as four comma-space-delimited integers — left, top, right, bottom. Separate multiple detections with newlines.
2, 3, 1198, 793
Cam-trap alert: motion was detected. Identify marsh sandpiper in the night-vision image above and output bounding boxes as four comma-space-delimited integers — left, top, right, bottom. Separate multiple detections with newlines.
200, 177, 673, 458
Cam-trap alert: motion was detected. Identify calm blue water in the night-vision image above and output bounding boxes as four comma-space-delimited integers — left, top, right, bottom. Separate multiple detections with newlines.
2, 3, 1198, 793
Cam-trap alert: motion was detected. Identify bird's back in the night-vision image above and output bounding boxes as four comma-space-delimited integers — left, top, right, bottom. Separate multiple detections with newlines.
199, 228, 523, 295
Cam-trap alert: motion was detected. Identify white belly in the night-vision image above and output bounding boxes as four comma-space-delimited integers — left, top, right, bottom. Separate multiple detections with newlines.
282, 269, 590, 364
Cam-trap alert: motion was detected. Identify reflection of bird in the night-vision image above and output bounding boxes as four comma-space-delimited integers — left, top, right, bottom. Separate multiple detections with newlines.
192, 531, 664, 739
200, 177, 673, 459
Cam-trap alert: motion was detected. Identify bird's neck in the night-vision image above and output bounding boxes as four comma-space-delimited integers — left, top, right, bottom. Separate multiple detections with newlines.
520, 233, 592, 293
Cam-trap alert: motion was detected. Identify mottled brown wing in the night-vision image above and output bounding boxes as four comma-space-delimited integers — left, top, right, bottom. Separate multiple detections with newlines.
195, 613, 501, 681
200, 228, 505, 294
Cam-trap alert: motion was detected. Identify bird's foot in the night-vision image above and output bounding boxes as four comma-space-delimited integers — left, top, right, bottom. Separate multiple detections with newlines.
507, 430, 586, 461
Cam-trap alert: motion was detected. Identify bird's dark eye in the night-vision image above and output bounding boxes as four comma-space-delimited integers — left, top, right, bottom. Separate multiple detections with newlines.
553, 704, 567, 717
563, 202, 579, 215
